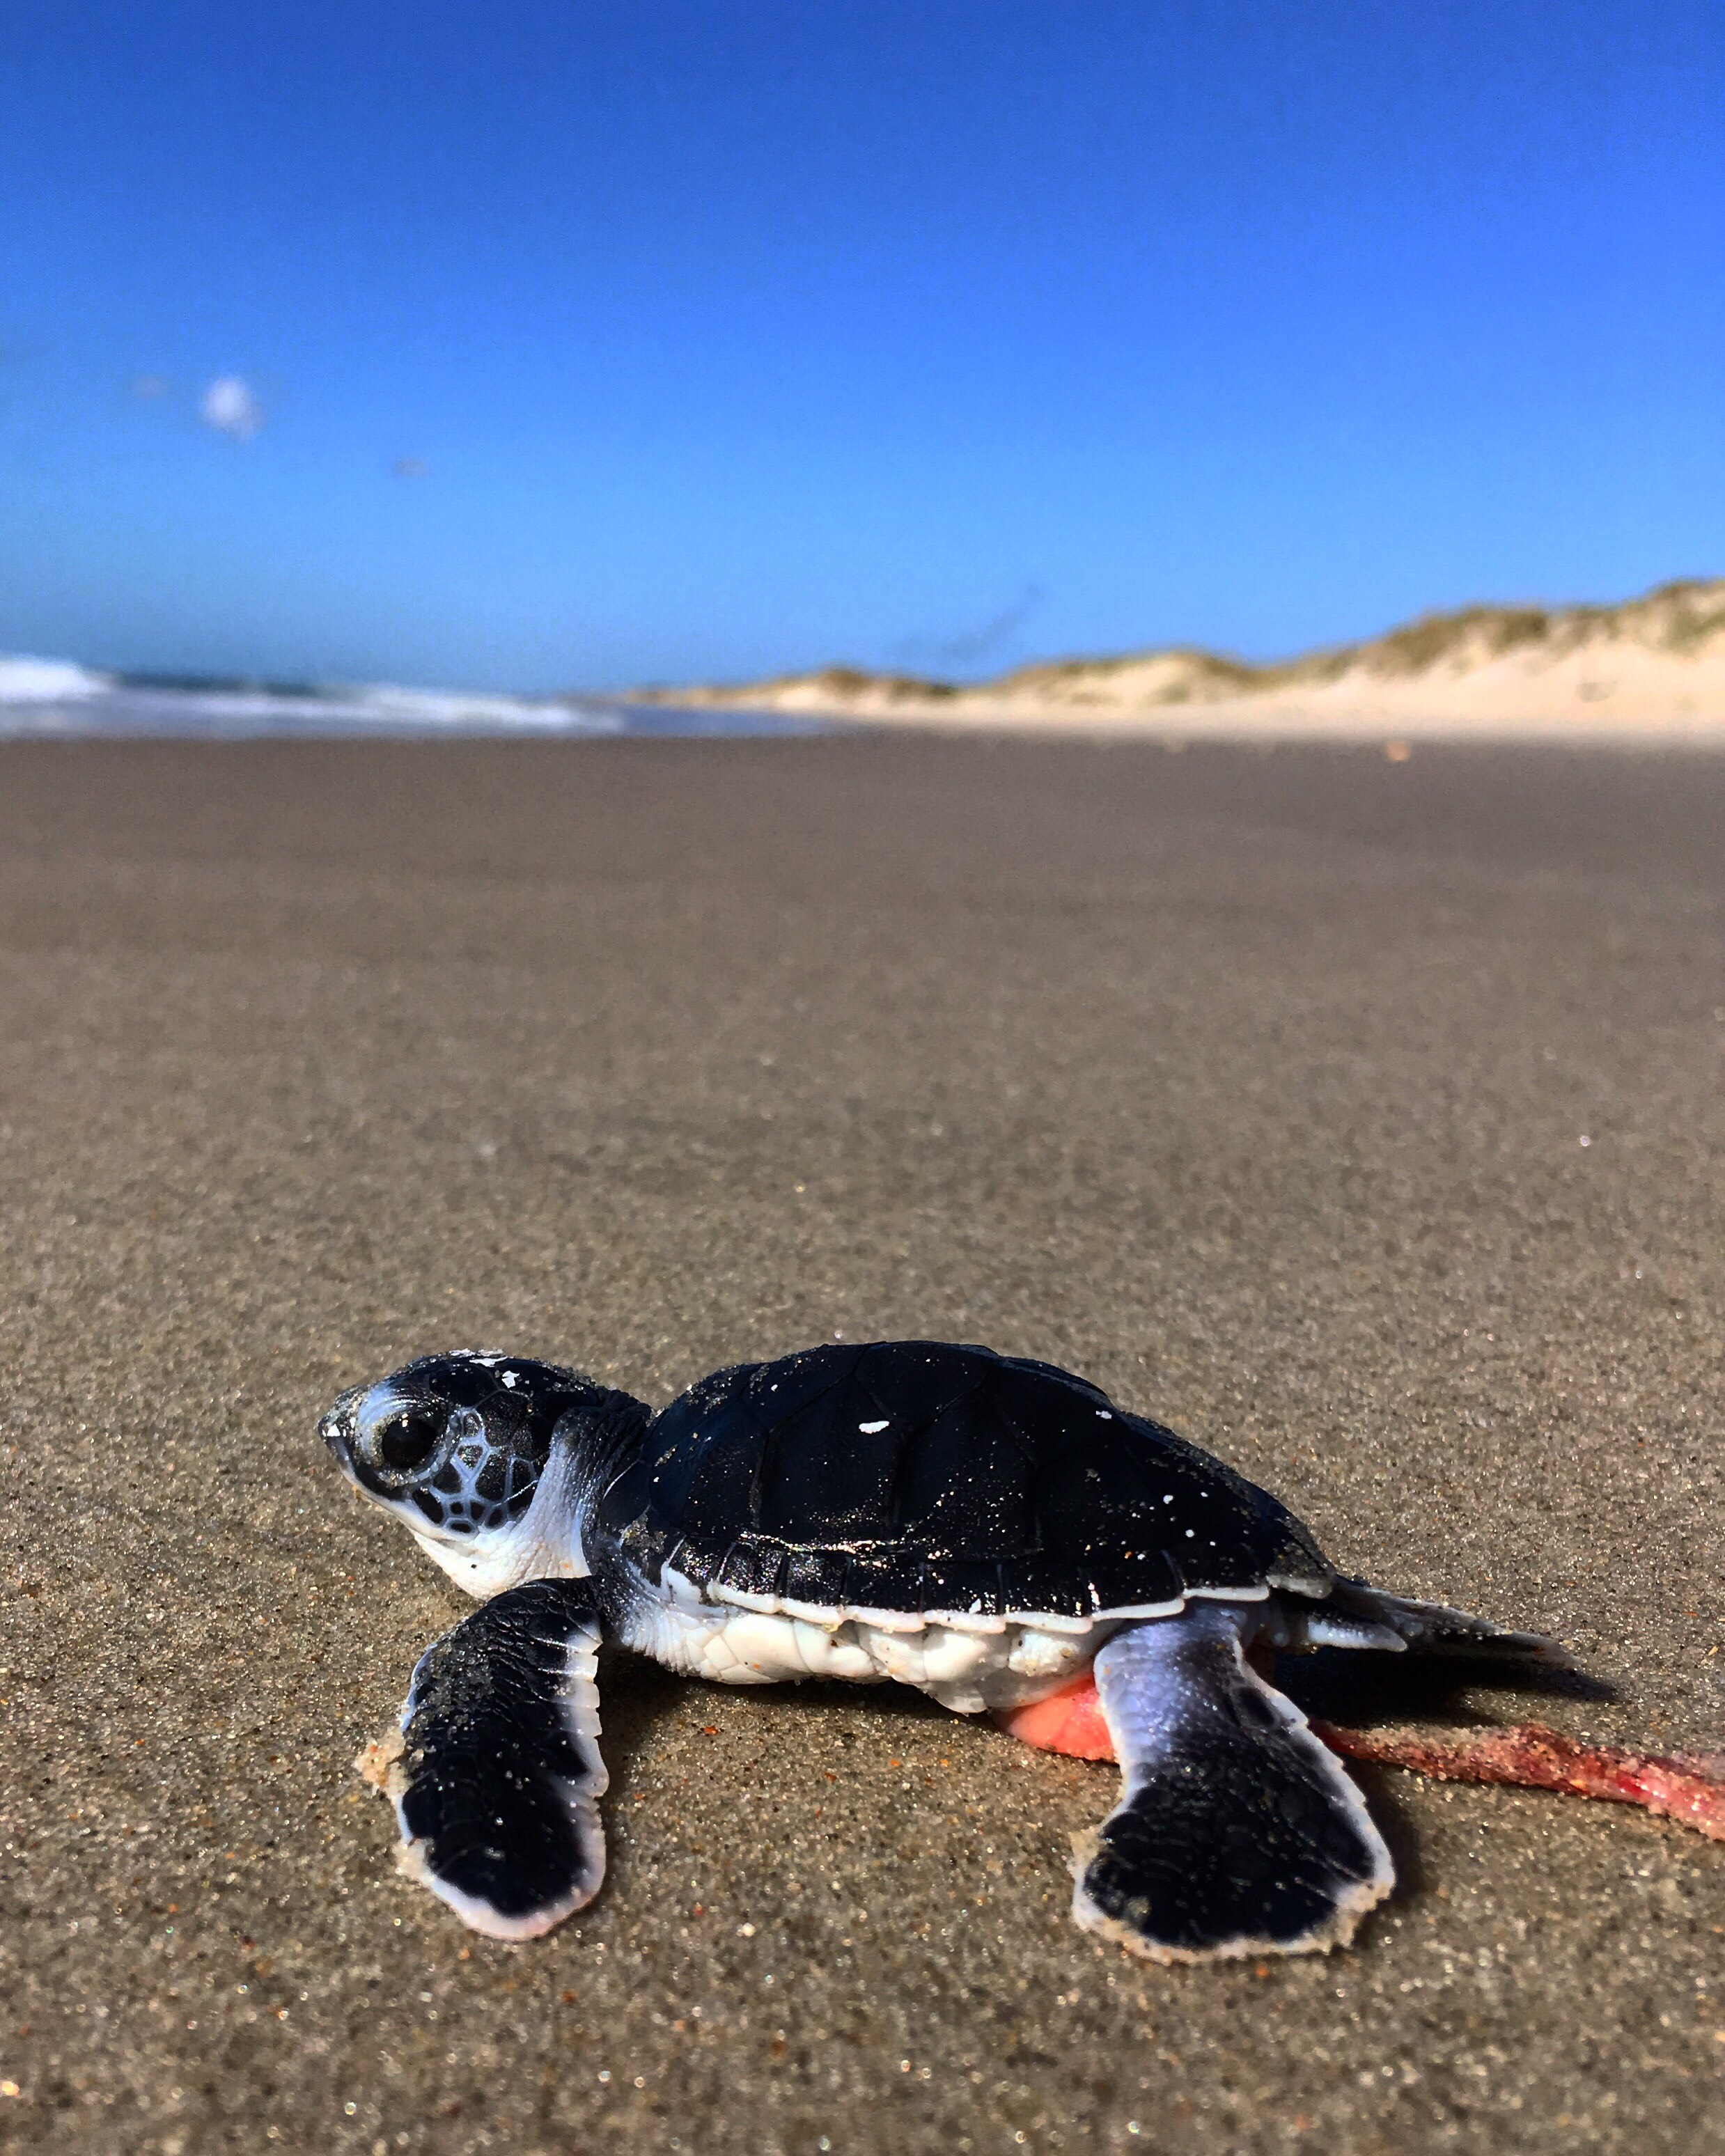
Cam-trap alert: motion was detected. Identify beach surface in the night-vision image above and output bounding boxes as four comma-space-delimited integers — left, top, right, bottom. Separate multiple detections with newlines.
1, 735, 1722, 2155
622, 579, 1725, 743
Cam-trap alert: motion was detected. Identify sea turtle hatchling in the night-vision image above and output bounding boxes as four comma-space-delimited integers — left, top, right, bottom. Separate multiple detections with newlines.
320, 1340, 1723, 1962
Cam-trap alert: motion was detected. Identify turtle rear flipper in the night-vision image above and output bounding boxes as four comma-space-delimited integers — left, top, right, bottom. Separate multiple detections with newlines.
1324, 1579, 1570, 1662
373, 1579, 609, 1941
1072, 1605, 1393, 1962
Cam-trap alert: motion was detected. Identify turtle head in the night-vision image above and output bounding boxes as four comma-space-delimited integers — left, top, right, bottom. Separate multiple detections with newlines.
319, 1351, 617, 1595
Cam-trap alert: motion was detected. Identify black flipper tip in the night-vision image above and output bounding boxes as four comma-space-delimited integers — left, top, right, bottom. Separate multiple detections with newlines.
394, 1788, 606, 1942
1068, 1808, 1392, 1965
363, 1581, 610, 1940
1072, 1607, 1396, 1963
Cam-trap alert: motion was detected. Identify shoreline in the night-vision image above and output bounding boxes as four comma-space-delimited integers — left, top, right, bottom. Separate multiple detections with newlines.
620, 694, 1725, 746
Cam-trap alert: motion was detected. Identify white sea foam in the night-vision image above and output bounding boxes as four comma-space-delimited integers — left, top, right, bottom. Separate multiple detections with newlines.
0, 653, 833, 740
344, 682, 618, 729
0, 655, 111, 703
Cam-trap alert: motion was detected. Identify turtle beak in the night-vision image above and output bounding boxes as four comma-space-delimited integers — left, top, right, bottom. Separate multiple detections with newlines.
318, 1389, 363, 1483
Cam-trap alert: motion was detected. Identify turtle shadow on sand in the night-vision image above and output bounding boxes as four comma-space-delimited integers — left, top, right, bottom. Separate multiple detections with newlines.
1271, 1641, 1616, 1726
595, 1648, 1616, 1925
597, 1648, 961, 1774
1267, 1648, 1618, 1908
590, 1646, 686, 1756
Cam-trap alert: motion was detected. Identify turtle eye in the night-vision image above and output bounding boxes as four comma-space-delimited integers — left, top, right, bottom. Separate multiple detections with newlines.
376, 1406, 446, 1473
350, 1391, 455, 1482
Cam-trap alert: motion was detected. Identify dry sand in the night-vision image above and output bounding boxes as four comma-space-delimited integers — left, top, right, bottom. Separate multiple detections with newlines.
1, 735, 1722, 2155
624, 580, 1725, 742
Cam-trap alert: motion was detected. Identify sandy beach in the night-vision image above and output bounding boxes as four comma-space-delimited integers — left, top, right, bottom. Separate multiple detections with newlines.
2, 735, 1722, 2155
623, 581, 1725, 744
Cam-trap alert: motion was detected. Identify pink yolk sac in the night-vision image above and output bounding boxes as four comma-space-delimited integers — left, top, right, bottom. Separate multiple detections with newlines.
1000, 1673, 1117, 1760
996, 1671, 1725, 1843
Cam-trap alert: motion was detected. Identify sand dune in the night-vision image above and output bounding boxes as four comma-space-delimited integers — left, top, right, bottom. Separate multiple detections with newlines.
624, 577, 1725, 739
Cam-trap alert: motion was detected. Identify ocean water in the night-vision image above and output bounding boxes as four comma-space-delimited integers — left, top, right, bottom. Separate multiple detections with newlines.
0, 655, 829, 740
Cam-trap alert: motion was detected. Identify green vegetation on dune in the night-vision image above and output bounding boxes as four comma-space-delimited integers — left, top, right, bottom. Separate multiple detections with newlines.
620, 576, 1725, 708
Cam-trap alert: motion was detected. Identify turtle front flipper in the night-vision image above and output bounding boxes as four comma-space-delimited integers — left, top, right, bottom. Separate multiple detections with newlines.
368, 1579, 609, 1941
1071, 1604, 1393, 1962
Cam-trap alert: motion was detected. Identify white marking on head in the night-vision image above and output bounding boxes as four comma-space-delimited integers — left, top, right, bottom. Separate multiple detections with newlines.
409, 1439, 589, 1600
858, 1419, 889, 1434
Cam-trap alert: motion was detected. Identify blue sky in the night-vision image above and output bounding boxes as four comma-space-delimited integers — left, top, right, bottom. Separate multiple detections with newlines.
2, 2, 1720, 690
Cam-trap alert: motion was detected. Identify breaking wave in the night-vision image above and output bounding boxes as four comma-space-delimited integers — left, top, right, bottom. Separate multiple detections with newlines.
0, 655, 832, 739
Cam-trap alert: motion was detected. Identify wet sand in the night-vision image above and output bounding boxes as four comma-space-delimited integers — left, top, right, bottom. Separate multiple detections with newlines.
1, 735, 1722, 2155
